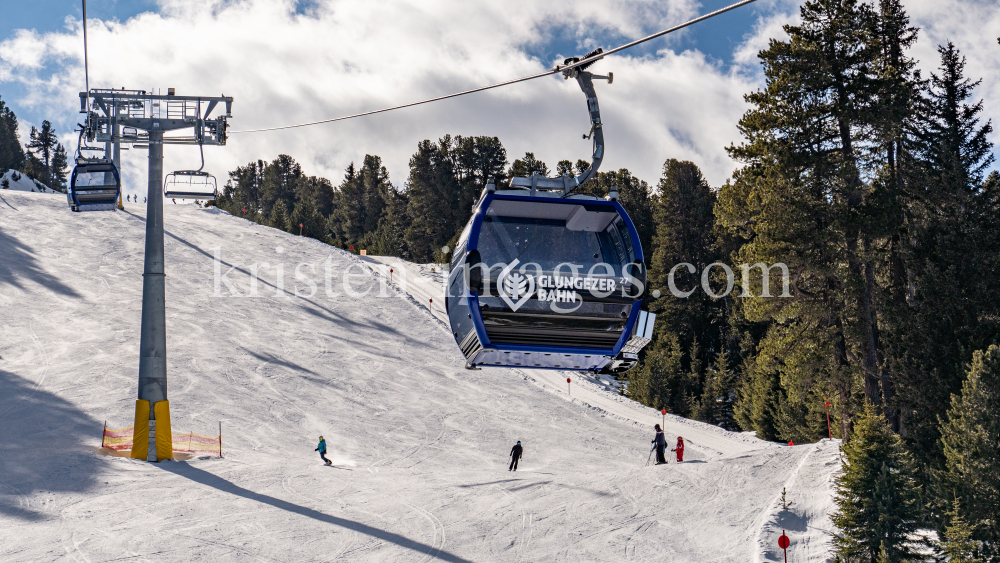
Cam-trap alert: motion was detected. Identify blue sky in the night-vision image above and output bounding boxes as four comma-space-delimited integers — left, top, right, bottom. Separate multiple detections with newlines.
0, 0, 156, 135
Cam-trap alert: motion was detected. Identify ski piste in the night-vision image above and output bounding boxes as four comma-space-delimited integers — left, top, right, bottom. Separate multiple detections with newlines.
0, 191, 842, 562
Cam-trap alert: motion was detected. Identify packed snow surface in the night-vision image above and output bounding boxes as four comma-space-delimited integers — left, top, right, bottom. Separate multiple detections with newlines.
0, 169, 56, 193
0, 190, 841, 562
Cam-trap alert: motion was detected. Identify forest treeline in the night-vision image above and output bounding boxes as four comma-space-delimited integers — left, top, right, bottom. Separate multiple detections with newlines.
0, 96, 69, 191
215, 0, 999, 558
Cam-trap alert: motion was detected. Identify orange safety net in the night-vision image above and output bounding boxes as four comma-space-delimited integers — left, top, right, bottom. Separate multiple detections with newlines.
172, 432, 222, 455
102, 425, 222, 456
102, 425, 135, 450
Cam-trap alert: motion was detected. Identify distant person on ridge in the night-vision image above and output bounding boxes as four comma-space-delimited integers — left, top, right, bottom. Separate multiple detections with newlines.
509, 441, 523, 471
673, 436, 685, 462
652, 424, 667, 465
315, 436, 331, 465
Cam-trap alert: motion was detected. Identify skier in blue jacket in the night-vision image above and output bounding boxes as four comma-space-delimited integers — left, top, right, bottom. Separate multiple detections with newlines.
315, 436, 331, 465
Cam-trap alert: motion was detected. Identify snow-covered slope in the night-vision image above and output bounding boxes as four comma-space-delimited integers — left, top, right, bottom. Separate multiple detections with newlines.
0, 190, 841, 562
0, 169, 57, 193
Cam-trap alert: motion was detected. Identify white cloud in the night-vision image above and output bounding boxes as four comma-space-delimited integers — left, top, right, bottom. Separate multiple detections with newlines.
2, 0, 991, 199
0, 0, 756, 195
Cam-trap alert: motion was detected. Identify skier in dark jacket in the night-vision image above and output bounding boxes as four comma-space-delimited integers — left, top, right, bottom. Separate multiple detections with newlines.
652, 424, 667, 465
509, 441, 523, 471
315, 436, 331, 465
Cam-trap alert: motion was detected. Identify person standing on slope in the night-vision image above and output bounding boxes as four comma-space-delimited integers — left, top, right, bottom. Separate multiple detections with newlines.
672, 436, 685, 462
652, 424, 667, 465
315, 436, 331, 466
509, 441, 523, 471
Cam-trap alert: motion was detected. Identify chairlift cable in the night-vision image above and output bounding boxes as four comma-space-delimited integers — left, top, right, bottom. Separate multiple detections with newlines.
228, 0, 758, 134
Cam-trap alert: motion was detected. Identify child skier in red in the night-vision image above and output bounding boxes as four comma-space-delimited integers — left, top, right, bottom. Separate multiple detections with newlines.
673, 436, 684, 462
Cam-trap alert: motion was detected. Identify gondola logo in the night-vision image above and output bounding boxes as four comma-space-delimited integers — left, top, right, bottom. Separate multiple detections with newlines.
498, 259, 535, 312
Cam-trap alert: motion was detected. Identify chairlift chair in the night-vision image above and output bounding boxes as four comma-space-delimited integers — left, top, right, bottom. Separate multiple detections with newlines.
163, 170, 217, 200
445, 50, 655, 375
163, 144, 218, 200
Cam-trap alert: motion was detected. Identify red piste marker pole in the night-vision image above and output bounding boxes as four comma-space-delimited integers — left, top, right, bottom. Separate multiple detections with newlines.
567, 377, 571, 395
661, 407, 666, 429
429, 298, 433, 313
778, 530, 790, 562
299, 223, 303, 236
824, 400, 832, 439
390, 268, 393, 283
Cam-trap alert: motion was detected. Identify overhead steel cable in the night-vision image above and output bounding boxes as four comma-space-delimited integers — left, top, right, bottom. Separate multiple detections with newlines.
229, 0, 758, 134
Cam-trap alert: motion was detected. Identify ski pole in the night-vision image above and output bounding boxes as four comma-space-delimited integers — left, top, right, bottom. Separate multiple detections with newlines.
645, 445, 654, 466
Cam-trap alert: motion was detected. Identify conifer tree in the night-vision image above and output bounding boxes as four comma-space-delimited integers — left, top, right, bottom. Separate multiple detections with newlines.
289, 197, 323, 240
26, 121, 57, 179
297, 175, 337, 218
260, 154, 303, 218
637, 158, 721, 418
886, 42, 998, 473
0, 96, 25, 172
693, 350, 738, 429
625, 332, 682, 412
24, 120, 66, 189
50, 144, 68, 191
269, 200, 290, 232
555, 159, 575, 177
404, 138, 459, 262
937, 499, 982, 563
217, 159, 266, 216
719, 0, 894, 440
359, 154, 392, 235
831, 404, 921, 562
359, 214, 407, 257
733, 359, 782, 441
507, 152, 548, 178
454, 135, 507, 212
916, 43, 994, 197
330, 162, 363, 245
938, 345, 1000, 560
445, 135, 508, 248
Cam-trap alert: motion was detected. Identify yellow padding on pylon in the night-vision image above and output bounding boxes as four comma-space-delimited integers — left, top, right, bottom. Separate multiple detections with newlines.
154, 401, 173, 461
130, 399, 150, 460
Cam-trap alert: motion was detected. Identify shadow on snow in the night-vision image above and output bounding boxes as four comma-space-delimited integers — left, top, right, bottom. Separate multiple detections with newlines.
159, 461, 474, 563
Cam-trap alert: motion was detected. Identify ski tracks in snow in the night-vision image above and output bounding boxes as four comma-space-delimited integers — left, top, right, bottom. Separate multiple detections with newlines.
751, 439, 840, 562
404, 501, 447, 563
494, 484, 533, 563
0, 194, 843, 562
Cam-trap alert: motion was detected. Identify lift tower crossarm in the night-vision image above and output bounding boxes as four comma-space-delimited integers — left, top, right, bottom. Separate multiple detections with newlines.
81, 91, 233, 146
